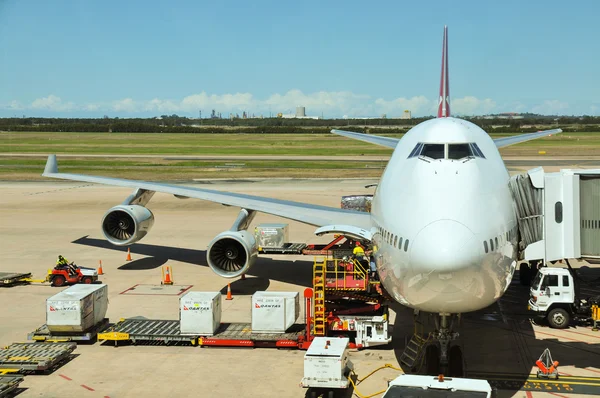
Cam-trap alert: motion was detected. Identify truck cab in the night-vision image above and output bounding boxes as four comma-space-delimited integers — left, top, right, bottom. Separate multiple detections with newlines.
382, 374, 493, 398
529, 267, 577, 329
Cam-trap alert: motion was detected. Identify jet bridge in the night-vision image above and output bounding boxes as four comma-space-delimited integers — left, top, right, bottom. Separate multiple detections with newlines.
510, 167, 600, 263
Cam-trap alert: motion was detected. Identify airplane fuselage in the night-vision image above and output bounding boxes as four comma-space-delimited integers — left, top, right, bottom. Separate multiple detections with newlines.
371, 117, 519, 314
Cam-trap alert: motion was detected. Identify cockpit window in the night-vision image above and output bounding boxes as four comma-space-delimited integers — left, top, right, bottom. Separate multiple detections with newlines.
408, 143, 423, 158
409, 142, 486, 160
470, 143, 486, 158
448, 143, 473, 160
420, 144, 445, 160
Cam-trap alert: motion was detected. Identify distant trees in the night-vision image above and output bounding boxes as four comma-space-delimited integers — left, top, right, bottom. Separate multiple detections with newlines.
0, 115, 599, 134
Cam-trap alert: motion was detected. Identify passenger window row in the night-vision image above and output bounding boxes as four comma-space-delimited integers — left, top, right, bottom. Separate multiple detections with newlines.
375, 224, 409, 252
483, 225, 518, 254
408, 142, 486, 160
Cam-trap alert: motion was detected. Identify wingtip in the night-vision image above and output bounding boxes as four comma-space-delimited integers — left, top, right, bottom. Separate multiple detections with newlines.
43, 154, 58, 175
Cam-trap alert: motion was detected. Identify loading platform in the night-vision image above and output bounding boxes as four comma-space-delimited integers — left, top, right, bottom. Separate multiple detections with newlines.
0, 342, 76, 373
98, 318, 308, 348
28, 318, 110, 342
0, 375, 24, 398
0, 272, 33, 287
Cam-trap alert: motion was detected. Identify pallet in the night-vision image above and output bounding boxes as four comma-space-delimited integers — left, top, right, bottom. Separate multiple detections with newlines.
0, 272, 32, 287
27, 319, 109, 342
98, 318, 307, 348
0, 375, 24, 398
98, 319, 197, 346
258, 243, 307, 254
0, 342, 76, 372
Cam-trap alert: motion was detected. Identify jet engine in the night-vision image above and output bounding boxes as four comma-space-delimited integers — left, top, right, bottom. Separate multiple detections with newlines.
207, 230, 258, 278
101, 205, 154, 246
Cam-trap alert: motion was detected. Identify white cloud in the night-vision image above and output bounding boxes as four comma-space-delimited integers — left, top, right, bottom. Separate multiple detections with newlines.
112, 98, 137, 112
30, 95, 75, 111
531, 100, 569, 115
3, 92, 580, 117
374, 96, 431, 117
451, 96, 497, 115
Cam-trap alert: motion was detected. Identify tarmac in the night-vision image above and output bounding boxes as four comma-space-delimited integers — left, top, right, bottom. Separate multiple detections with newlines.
1, 178, 600, 398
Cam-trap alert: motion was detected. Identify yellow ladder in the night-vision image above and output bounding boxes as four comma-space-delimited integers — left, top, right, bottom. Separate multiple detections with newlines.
313, 259, 326, 336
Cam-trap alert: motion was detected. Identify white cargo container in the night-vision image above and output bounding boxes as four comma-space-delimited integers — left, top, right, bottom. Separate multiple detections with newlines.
251, 291, 299, 333
301, 337, 352, 390
254, 223, 289, 248
46, 284, 108, 333
179, 291, 222, 335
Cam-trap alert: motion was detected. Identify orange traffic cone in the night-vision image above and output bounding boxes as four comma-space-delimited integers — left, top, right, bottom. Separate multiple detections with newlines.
226, 283, 233, 300
98, 260, 104, 275
126, 248, 132, 261
162, 266, 173, 285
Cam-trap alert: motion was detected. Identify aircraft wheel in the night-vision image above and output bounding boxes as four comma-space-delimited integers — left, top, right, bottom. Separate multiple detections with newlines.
51, 275, 66, 287
425, 344, 440, 376
448, 345, 464, 377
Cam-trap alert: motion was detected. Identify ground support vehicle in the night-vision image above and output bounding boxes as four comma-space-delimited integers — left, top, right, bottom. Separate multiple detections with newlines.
381, 374, 494, 398
0, 375, 24, 398
28, 318, 110, 342
528, 262, 600, 329
0, 265, 99, 288
300, 337, 353, 398
0, 342, 76, 373
48, 264, 99, 287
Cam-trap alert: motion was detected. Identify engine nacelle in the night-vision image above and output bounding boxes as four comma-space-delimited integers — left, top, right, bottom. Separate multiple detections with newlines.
207, 230, 258, 278
101, 205, 154, 246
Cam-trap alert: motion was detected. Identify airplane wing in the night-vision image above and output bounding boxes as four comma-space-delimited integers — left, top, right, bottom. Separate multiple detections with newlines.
42, 155, 371, 230
331, 129, 399, 148
493, 128, 562, 148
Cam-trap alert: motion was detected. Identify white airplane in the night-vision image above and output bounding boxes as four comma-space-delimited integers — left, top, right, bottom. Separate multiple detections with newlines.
42, 26, 560, 375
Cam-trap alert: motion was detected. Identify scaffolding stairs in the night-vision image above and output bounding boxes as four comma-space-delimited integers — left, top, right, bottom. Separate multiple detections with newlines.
399, 321, 429, 371
313, 262, 326, 336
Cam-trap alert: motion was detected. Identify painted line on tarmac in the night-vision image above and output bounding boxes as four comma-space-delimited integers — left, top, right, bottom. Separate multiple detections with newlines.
57, 373, 108, 396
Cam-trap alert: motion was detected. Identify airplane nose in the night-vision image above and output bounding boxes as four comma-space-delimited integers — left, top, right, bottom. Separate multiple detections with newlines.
410, 220, 479, 274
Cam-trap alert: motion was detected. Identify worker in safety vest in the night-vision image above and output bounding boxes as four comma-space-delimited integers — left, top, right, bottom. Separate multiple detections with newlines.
353, 242, 365, 259
56, 255, 69, 267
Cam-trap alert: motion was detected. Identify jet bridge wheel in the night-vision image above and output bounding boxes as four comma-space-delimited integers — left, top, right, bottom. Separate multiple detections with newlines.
519, 263, 531, 286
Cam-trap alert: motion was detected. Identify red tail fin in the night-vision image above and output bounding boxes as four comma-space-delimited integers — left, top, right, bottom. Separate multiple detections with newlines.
437, 26, 450, 118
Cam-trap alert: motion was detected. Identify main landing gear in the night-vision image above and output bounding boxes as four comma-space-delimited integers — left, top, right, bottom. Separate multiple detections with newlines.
424, 313, 463, 377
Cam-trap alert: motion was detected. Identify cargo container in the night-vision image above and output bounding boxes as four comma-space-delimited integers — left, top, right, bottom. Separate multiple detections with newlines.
46, 284, 108, 333
254, 223, 289, 248
252, 291, 299, 333
301, 337, 352, 390
180, 291, 222, 335
340, 195, 373, 213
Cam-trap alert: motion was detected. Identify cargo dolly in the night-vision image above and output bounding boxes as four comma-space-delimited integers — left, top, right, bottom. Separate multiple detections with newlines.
28, 318, 110, 342
0, 272, 34, 287
0, 342, 76, 373
98, 318, 308, 348
0, 375, 24, 398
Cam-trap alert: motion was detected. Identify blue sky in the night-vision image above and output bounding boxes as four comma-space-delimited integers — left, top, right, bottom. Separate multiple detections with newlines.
1, 0, 599, 118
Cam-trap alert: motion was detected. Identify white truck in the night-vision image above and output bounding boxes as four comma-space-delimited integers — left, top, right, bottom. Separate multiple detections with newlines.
381, 374, 494, 398
528, 266, 600, 329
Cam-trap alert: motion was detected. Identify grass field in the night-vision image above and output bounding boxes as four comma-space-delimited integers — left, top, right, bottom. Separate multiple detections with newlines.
1, 131, 599, 180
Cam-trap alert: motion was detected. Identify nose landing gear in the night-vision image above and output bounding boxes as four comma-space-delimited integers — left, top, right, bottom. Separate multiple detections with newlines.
426, 313, 464, 377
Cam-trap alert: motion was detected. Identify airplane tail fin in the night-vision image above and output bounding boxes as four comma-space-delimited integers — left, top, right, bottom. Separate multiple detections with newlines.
437, 25, 450, 118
